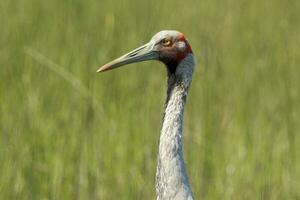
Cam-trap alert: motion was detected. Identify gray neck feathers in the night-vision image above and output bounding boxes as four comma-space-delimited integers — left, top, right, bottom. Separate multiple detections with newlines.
156, 54, 195, 200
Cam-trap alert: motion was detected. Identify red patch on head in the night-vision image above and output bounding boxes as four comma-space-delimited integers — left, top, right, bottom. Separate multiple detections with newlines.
176, 33, 193, 61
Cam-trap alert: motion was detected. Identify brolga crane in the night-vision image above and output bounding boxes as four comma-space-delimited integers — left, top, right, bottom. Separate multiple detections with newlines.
97, 30, 195, 200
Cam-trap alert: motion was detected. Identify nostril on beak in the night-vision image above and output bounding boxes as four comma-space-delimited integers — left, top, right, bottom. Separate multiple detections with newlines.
128, 52, 138, 57
127, 44, 148, 58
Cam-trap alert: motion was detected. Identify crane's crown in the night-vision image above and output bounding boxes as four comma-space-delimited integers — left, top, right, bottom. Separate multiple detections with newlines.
97, 30, 193, 73
150, 30, 192, 62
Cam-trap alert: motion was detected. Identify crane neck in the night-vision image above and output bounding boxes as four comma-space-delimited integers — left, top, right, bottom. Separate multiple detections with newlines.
156, 54, 195, 200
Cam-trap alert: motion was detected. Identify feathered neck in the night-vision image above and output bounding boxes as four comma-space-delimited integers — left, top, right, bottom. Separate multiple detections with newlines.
155, 54, 195, 200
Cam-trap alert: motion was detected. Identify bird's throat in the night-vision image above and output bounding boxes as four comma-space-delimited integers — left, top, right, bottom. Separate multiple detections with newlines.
166, 60, 179, 75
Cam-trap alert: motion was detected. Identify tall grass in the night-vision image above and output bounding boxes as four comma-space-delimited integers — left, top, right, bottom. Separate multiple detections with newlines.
1, 0, 300, 199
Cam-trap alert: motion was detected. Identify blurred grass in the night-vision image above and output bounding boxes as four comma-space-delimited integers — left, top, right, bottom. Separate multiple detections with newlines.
1, 0, 300, 199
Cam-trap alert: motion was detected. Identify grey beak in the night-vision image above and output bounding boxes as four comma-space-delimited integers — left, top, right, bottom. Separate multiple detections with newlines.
97, 41, 158, 72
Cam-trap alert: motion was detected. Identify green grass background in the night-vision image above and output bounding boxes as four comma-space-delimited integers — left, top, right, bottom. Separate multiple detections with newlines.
1, 0, 300, 199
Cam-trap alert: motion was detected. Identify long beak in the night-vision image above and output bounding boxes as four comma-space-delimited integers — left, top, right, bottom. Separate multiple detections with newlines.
97, 41, 158, 72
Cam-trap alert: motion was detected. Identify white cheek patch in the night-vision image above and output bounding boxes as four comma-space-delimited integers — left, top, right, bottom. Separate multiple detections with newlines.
176, 41, 186, 52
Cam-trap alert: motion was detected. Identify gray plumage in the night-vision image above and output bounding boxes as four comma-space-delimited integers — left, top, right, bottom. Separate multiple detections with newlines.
97, 30, 195, 200
156, 54, 195, 200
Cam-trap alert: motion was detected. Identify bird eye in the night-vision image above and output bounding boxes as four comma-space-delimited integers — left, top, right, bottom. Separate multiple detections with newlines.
161, 38, 172, 46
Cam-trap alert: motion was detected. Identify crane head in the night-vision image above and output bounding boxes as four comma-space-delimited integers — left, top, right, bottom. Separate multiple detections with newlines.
97, 30, 192, 73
